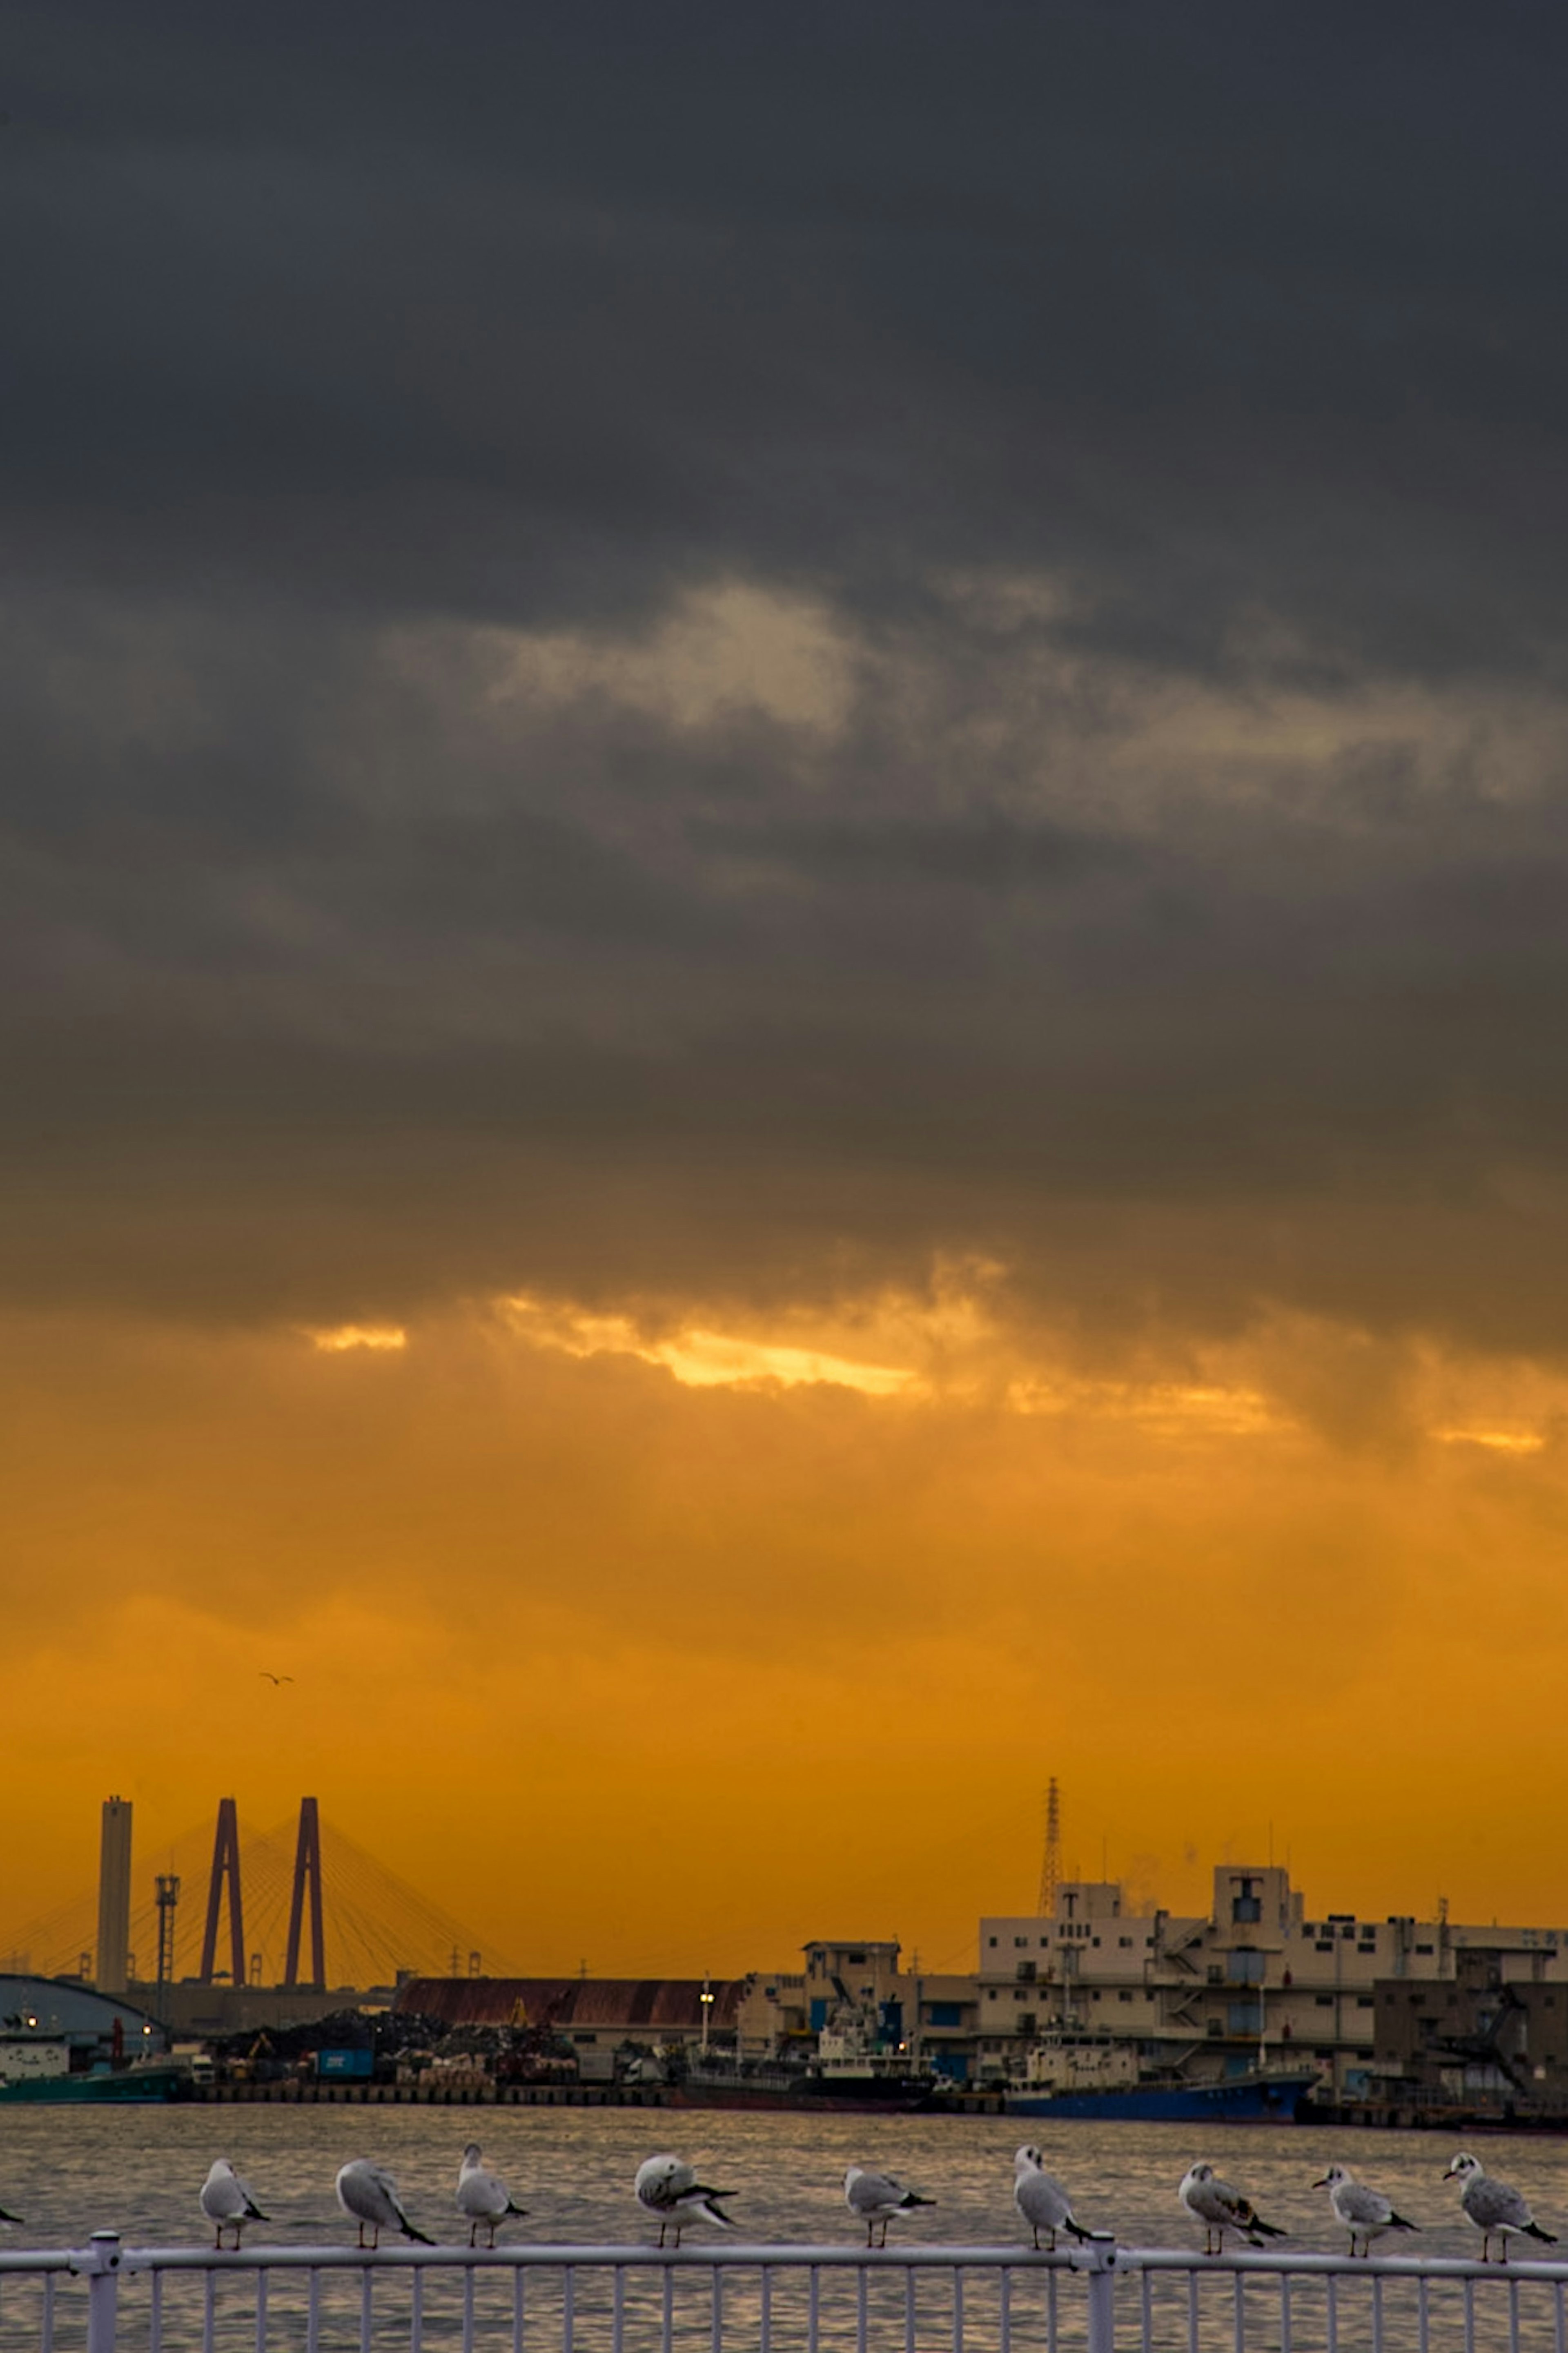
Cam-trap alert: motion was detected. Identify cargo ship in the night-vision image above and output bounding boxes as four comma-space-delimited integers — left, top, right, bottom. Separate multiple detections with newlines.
1005, 2041, 1316, 2124
662, 2018, 951, 2114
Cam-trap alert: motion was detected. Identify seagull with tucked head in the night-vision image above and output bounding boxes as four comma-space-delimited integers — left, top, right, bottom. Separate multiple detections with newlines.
635, 2155, 737, 2248
335, 2159, 433, 2248
1179, 2162, 1286, 2255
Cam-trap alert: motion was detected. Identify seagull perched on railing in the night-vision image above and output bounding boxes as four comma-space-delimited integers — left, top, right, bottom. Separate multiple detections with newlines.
1179, 2162, 1286, 2255
456, 2144, 527, 2247
335, 2159, 433, 2248
200, 2155, 267, 2249
1313, 2163, 1418, 2258
1012, 2147, 1102, 2252
199, 2159, 267, 2250
844, 2165, 935, 2249
1444, 2153, 1557, 2263
634, 2155, 737, 2247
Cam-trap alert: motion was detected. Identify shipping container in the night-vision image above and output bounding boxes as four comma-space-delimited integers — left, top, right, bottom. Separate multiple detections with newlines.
316, 2047, 374, 2079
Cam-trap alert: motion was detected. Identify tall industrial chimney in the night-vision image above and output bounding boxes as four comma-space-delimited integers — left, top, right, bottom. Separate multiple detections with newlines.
96, 1795, 133, 1993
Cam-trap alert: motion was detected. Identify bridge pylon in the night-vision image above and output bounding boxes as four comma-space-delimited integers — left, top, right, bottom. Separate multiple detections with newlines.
284, 1796, 326, 1991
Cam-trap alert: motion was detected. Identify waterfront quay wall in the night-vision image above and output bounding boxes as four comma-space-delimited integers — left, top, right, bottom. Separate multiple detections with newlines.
185, 2081, 1009, 2111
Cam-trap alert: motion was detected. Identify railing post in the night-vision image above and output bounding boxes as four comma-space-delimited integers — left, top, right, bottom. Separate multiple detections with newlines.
1084, 2244, 1117, 2353
82, 2232, 122, 2353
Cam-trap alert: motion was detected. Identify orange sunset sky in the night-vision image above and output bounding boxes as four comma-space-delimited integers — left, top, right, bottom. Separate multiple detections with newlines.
8, 4, 1568, 1984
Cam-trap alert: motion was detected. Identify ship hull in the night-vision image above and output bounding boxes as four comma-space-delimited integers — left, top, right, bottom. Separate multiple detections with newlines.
666, 2076, 944, 2114
1006, 2071, 1315, 2123
0, 2069, 183, 2105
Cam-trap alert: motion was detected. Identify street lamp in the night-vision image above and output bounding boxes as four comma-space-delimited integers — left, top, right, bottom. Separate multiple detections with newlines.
700, 1976, 714, 2059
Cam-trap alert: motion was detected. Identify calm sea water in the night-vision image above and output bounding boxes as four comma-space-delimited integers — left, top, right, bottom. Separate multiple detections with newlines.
2, 2108, 1566, 2353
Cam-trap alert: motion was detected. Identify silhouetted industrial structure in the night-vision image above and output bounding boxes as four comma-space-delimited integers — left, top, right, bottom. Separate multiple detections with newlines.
1036, 1777, 1060, 1918
198, 1798, 245, 1986
284, 1796, 326, 1991
96, 1798, 132, 1993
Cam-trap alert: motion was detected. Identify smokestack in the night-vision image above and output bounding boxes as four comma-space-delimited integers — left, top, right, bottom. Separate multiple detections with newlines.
96, 1796, 132, 1993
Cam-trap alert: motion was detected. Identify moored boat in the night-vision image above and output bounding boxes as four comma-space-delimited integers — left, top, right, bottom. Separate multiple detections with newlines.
1006, 2065, 1318, 2123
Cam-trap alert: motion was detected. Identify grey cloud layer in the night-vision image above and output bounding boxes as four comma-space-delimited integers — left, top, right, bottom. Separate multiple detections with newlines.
7, 3, 1568, 1350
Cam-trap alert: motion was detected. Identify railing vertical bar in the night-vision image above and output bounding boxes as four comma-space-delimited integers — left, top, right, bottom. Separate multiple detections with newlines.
1047, 2267, 1059, 2353
1280, 2275, 1292, 2353
1187, 2273, 1199, 2353
952, 2265, 965, 2353
412, 2266, 425, 2353
613, 2268, 626, 2353
1327, 2273, 1338, 2353
1372, 2275, 1384, 2353
514, 2268, 525, 2353
1463, 2277, 1476, 2353
360, 2267, 374, 2353
85, 2239, 119, 2353
42, 2273, 56, 2353
1085, 2264, 1114, 2353
664, 2265, 676, 2353
1418, 2277, 1430, 2353
563, 2266, 575, 2353
808, 2267, 819, 2353
255, 2268, 270, 2353
710, 2267, 722, 2353
1509, 2278, 1521, 2353
1140, 2269, 1154, 2353
1556, 2281, 1566, 2353
1000, 2266, 1012, 2353
905, 2267, 916, 2353
204, 2269, 217, 2353
151, 2273, 165, 2353
1232, 2269, 1244, 2353
307, 2270, 321, 2353
464, 2266, 477, 2353
856, 2268, 868, 2353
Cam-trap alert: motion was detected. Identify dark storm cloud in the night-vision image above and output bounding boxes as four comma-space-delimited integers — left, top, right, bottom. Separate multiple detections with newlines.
7, 2, 1568, 1354
10, 0, 1568, 665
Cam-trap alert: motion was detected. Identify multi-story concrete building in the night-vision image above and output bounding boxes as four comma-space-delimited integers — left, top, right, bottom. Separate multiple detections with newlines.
1374, 1937, 1568, 2106
978, 1869, 1568, 2095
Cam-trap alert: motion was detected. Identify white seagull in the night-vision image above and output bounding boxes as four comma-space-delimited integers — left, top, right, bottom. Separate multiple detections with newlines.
199, 2159, 267, 2250
1313, 2163, 1418, 2258
1179, 2162, 1286, 2255
456, 2144, 528, 2247
1444, 2153, 1557, 2264
1012, 2146, 1100, 2252
335, 2159, 434, 2248
634, 2155, 737, 2248
844, 2164, 935, 2249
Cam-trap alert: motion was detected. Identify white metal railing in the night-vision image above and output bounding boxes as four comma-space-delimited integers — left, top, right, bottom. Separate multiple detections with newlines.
6, 2235, 1568, 2353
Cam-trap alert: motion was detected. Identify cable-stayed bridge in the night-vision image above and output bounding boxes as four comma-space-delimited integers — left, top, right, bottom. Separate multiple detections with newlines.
0, 1800, 516, 1991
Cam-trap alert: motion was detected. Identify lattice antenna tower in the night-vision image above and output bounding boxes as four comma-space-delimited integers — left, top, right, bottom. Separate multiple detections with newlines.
1037, 1777, 1061, 1916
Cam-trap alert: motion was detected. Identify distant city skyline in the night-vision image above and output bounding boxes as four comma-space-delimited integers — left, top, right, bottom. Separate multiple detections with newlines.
1, 1784, 1557, 1992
